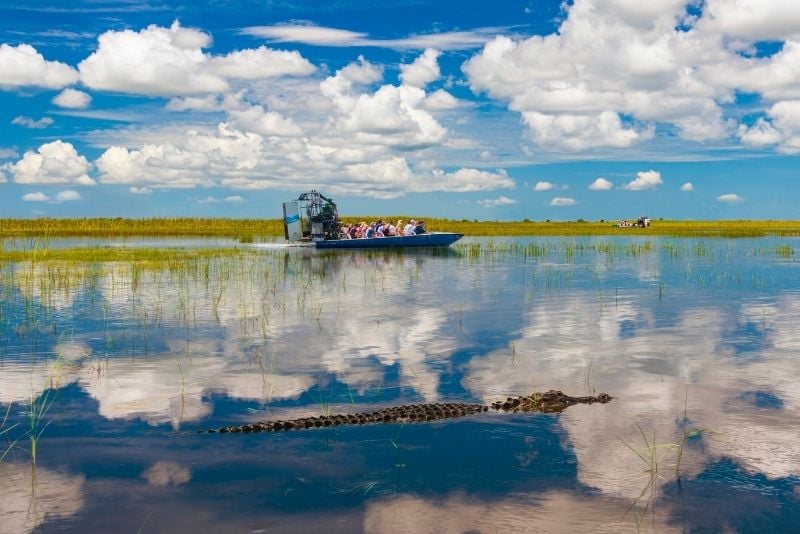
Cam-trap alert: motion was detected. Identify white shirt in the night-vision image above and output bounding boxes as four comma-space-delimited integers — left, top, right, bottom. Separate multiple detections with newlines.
403, 223, 416, 236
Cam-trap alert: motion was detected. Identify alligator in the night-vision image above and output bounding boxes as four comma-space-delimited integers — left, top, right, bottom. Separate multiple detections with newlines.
201, 390, 612, 434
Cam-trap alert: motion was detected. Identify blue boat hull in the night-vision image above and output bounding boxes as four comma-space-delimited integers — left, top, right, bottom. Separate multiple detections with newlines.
314, 232, 463, 249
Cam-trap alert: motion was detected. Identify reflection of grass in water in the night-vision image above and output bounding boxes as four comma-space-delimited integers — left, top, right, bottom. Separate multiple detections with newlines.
336, 480, 379, 496
774, 244, 794, 258
454, 238, 799, 264
2, 238, 788, 317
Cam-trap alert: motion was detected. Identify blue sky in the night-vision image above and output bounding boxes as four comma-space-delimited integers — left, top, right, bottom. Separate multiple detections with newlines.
1, 0, 799, 220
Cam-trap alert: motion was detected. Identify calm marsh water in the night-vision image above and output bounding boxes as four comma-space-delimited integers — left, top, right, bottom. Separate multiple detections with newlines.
1, 237, 799, 533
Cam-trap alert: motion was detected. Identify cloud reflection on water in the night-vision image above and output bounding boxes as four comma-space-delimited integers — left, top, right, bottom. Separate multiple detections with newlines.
0, 464, 84, 534
464, 289, 800, 499
363, 491, 680, 533
2, 241, 800, 530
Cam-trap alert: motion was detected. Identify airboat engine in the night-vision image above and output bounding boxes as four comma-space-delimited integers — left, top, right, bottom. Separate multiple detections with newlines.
283, 190, 341, 242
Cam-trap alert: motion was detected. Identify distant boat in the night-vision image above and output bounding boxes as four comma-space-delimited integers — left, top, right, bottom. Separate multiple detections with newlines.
314, 232, 463, 249
283, 190, 463, 249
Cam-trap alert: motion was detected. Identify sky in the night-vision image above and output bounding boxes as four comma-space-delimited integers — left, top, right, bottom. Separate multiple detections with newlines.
0, 0, 799, 220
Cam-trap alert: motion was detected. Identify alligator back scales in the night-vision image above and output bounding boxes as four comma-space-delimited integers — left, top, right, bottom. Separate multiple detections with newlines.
200, 390, 612, 434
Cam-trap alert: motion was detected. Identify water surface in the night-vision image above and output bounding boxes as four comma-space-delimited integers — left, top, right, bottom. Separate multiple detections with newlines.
1, 237, 799, 533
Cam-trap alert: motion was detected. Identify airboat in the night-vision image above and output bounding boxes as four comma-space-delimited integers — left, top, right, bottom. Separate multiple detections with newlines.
282, 191, 463, 249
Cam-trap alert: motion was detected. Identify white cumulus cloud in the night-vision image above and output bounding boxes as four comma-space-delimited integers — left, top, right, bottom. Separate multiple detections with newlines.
79, 21, 221, 96
532, 181, 554, 191
79, 21, 315, 97
344, 158, 514, 198
423, 167, 514, 194
589, 177, 613, 190
226, 102, 303, 137
208, 46, 314, 80
421, 89, 459, 111
166, 95, 223, 112
680, 182, 694, 191
318, 55, 454, 151
622, 170, 662, 190
0, 43, 78, 89
5, 141, 95, 186
56, 190, 81, 201
550, 197, 576, 206
320, 55, 384, 109
521, 111, 650, 151
92, 115, 515, 197
52, 88, 92, 109
22, 192, 50, 202
698, 0, 800, 41
130, 186, 152, 194
96, 141, 216, 189
739, 101, 800, 153
477, 195, 517, 207
737, 118, 782, 147
462, 0, 800, 152
80, 47, 515, 198
717, 193, 744, 203
399, 48, 441, 88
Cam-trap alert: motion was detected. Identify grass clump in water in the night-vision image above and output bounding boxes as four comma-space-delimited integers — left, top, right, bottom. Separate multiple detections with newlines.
0, 246, 254, 265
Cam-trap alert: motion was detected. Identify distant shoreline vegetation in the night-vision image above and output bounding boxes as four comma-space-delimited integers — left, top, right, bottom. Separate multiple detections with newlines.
2, 218, 800, 238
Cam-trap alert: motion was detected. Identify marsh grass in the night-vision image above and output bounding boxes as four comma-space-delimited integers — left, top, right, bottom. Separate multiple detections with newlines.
1, 401, 21, 464
26, 388, 55, 466
0, 246, 252, 264
620, 425, 682, 532
0, 218, 282, 239
4, 218, 800, 239
621, 388, 716, 533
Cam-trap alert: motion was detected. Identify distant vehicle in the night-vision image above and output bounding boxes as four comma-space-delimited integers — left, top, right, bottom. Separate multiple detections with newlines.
282, 191, 463, 249
616, 216, 651, 228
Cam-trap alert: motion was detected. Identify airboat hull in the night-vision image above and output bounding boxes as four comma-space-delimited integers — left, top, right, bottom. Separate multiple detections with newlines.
314, 232, 463, 249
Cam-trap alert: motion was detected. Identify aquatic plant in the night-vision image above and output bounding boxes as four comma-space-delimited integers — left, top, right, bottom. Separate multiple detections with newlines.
1, 401, 21, 464
26, 388, 54, 466
620, 425, 681, 532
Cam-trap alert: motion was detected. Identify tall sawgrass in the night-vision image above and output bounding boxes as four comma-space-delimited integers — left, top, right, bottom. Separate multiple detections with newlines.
4, 218, 800, 238
0, 218, 282, 238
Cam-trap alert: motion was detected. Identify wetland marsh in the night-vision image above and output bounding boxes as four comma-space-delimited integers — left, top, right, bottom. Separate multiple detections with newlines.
1, 235, 800, 533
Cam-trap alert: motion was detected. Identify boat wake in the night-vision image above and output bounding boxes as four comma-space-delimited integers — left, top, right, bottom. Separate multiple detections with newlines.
249, 242, 314, 249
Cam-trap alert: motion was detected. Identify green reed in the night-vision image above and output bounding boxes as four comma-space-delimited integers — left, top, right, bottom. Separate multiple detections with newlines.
4, 217, 800, 239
